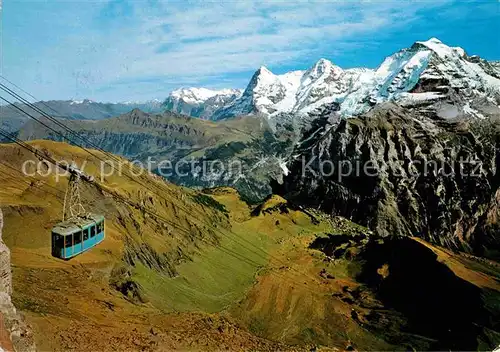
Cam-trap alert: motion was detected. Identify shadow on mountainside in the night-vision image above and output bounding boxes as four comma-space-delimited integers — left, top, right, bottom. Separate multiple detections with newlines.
309, 235, 500, 350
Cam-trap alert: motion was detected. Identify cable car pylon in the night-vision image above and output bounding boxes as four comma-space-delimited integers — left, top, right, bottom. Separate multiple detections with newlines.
52, 163, 105, 260
62, 163, 93, 222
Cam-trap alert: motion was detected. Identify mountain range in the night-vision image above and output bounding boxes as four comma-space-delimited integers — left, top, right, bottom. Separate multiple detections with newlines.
2, 37, 500, 351
3, 38, 499, 132
166, 38, 500, 125
162, 88, 243, 119
8, 38, 500, 205
0, 98, 163, 135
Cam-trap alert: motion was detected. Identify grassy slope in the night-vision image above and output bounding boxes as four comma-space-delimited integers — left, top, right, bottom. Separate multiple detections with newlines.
1, 140, 498, 351
0, 140, 332, 351
0, 140, 275, 351
225, 200, 393, 350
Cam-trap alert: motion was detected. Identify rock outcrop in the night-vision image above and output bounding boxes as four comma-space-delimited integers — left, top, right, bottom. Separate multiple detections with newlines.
0, 209, 36, 351
280, 104, 500, 256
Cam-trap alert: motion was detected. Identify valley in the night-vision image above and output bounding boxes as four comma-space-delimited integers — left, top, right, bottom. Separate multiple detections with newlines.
16, 110, 292, 202
0, 30, 499, 351
0, 141, 498, 351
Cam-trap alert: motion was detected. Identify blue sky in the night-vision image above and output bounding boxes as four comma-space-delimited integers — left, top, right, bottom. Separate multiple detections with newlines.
1, 0, 499, 102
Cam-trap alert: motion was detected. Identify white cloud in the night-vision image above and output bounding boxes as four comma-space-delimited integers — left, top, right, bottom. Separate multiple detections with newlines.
3, 0, 459, 101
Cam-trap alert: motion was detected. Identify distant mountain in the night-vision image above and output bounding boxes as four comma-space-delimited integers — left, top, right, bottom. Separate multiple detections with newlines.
162, 88, 242, 119
205, 38, 500, 124
18, 109, 293, 201
211, 61, 370, 121
0, 99, 163, 134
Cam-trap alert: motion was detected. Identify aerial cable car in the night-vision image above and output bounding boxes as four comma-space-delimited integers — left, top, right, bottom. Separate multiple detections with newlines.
51, 164, 105, 259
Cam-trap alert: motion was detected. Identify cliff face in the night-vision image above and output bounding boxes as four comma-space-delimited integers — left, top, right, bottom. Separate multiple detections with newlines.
0, 210, 12, 296
0, 209, 36, 351
281, 104, 500, 256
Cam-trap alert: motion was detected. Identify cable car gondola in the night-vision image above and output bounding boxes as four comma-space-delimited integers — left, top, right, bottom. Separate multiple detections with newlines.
51, 214, 105, 259
51, 164, 105, 259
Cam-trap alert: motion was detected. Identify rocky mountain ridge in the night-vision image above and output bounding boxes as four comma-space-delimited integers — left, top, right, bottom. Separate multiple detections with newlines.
17, 109, 293, 201
174, 38, 500, 126
162, 88, 243, 119
279, 103, 500, 257
0, 209, 36, 351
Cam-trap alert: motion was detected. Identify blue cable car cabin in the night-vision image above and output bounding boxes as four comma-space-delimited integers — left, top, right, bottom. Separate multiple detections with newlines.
51, 214, 105, 259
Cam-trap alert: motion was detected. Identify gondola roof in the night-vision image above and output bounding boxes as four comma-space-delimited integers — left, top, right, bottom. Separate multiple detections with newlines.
52, 214, 104, 236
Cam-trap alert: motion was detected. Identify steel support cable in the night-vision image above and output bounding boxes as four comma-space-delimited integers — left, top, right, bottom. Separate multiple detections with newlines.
0, 86, 325, 285
0, 90, 212, 221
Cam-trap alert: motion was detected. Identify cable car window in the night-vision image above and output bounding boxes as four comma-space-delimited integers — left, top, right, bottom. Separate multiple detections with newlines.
90, 225, 96, 238
65, 235, 72, 248
83, 228, 89, 241
74, 231, 82, 245
97, 222, 103, 234
53, 234, 64, 248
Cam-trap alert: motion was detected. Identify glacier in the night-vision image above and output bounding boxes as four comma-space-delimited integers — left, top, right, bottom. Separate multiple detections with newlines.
161, 38, 500, 124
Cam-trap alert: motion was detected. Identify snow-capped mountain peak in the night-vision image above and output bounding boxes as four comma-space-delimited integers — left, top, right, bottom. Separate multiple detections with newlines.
163, 87, 243, 119
343, 37, 500, 117
167, 38, 500, 122
169, 87, 242, 104
308, 58, 341, 78
415, 37, 466, 59
257, 66, 273, 76
214, 58, 369, 119
247, 67, 282, 92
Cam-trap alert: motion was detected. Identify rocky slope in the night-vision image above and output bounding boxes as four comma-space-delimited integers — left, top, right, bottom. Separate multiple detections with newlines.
1, 140, 499, 351
17, 109, 294, 201
0, 209, 36, 351
279, 103, 500, 256
162, 88, 242, 119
